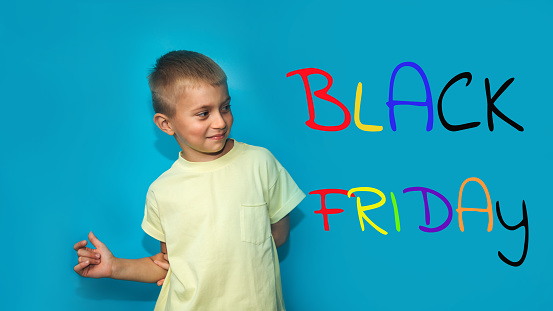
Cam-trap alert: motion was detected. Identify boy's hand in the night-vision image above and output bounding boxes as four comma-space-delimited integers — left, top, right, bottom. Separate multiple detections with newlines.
73, 231, 115, 278
153, 253, 170, 286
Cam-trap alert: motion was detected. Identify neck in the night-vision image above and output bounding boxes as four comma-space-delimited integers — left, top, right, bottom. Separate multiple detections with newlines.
180, 139, 235, 162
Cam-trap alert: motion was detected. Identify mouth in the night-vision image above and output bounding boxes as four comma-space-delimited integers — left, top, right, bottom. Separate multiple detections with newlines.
208, 133, 226, 140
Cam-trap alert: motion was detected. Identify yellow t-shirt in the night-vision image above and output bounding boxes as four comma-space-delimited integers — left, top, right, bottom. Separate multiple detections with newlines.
142, 140, 305, 311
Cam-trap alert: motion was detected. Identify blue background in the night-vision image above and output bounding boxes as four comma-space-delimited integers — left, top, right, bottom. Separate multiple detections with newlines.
1, 1, 551, 310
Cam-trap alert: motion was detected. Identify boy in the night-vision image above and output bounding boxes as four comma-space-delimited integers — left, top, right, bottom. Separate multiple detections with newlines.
73, 50, 305, 310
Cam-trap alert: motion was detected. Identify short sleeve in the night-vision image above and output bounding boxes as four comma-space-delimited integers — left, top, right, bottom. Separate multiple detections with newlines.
141, 189, 166, 242
267, 158, 306, 224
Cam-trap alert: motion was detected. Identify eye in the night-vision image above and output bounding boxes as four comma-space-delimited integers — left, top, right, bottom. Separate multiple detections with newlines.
197, 111, 209, 118
221, 104, 231, 112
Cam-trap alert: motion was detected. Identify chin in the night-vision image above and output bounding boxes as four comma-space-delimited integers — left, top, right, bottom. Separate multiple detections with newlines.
205, 141, 227, 153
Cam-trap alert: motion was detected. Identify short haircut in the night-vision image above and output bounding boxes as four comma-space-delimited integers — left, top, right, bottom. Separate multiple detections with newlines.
148, 50, 227, 117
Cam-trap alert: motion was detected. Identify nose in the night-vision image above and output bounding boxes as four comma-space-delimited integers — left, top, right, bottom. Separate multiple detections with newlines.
212, 111, 227, 130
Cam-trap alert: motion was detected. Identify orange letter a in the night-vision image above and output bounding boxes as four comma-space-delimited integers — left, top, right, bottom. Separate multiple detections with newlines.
457, 177, 493, 232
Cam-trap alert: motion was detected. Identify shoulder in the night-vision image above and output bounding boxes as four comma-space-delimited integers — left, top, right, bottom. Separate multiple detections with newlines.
235, 141, 284, 187
237, 141, 282, 169
239, 142, 274, 159
146, 161, 183, 198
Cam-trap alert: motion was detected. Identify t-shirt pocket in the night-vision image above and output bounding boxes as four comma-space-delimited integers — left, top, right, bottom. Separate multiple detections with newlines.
240, 203, 271, 245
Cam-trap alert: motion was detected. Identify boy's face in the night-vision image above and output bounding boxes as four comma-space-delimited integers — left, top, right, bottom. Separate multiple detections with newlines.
166, 82, 233, 162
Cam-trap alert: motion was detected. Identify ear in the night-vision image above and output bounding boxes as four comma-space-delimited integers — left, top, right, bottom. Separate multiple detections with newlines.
153, 113, 175, 136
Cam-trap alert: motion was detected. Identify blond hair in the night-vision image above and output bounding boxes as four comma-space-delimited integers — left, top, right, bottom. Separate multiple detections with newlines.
148, 50, 227, 117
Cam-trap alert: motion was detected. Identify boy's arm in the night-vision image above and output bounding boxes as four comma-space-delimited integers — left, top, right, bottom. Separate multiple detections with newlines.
111, 252, 168, 283
73, 232, 169, 283
271, 214, 290, 248
154, 243, 169, 286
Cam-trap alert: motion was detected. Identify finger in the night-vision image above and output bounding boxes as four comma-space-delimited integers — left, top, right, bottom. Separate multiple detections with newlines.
157, 278, 165, 286
163, 254, 168, 261
78, 256, 101, 265
74, 260, 90, 274
77, 249, 101, 259
154, 260, 170, 270
73, 240, 87, 251
84, 247, 100, 257
88, 231, 106, 249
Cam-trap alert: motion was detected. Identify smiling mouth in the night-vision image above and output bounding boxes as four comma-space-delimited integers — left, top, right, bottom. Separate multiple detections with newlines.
208, 133, 226, 140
